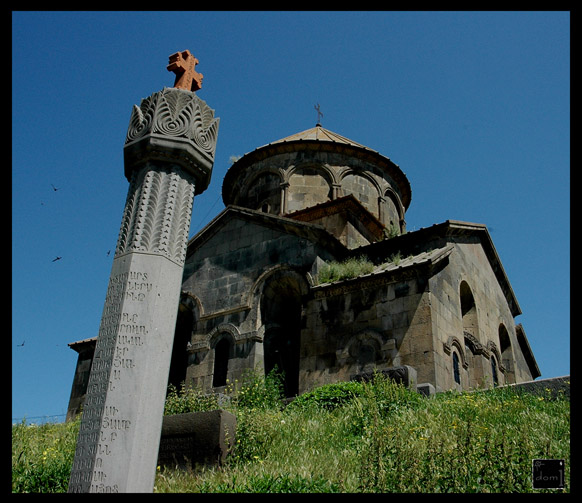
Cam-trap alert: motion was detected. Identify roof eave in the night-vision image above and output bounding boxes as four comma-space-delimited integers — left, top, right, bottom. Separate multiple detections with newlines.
354, 220, 522, 317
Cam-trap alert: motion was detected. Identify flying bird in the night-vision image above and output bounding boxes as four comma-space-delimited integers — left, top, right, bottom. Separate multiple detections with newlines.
51, 184, 60, 192
52, 256, 62, 262
17, 340, 25, 347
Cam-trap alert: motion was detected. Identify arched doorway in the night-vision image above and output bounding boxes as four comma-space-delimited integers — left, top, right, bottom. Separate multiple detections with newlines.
168, 291, 200, 389
167, 294, 196, 391
264, 323, 300, 396
260, 269, 306, 397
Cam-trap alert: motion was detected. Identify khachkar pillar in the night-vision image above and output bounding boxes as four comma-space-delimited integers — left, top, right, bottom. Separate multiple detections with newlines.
68, 51, 219, 493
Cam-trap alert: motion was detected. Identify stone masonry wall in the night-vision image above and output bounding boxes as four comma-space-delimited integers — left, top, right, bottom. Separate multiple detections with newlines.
181, 213, 337, 392
301, 271, 434, 394
429, 237, 533, 391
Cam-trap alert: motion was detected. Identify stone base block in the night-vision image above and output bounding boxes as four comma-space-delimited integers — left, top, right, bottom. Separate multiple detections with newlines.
157, 410, 236, 469
416, 382, 436, 397
351, 365, 417, 389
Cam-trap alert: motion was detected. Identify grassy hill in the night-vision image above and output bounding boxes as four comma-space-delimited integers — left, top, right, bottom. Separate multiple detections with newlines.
12, 372, 569, 493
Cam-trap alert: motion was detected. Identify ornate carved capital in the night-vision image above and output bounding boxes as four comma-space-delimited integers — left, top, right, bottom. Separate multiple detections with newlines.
124, 88, 219, 194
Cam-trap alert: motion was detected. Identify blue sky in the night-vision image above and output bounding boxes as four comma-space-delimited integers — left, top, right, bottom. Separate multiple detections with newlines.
12, 11, 569, 422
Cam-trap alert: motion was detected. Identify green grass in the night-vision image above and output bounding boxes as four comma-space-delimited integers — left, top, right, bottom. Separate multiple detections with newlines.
12, 373, 570, 493
316, 256, 375, 284
315, 254, 410, 284
11, 417, 80, 493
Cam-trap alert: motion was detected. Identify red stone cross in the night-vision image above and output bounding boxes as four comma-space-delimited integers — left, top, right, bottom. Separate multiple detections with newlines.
167, 50, 203, 92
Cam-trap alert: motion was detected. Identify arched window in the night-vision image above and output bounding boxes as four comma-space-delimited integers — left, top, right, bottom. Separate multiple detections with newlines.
260, 270, 305, 397
213, 337, 230, 387
240, 171, 282, 214
382, 190, 404, 232
460, 281, 479, 340
491, 356, 499, 387
499, 324, 515, 384
453, 352, 461, 385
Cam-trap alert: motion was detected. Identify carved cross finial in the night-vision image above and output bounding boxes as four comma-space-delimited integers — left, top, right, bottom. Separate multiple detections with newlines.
314, 103, 323, 126
167, 50, 203, 92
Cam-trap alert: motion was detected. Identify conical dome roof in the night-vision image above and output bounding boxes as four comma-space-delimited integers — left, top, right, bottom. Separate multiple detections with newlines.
267, 125, 368, 149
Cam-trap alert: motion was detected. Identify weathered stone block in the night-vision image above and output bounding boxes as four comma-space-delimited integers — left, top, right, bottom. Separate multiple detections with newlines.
157, 410, 236, 469
416, 382, 436, 397
351, 365, 417, 389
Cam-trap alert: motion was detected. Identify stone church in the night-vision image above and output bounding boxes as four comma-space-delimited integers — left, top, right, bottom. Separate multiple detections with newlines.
67, 122, 540, 418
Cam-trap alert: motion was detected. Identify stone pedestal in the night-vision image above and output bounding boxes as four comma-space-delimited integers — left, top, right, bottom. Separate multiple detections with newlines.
68, 87, 218, 493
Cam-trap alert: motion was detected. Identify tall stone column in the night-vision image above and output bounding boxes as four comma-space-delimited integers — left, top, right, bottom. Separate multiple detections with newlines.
68, 80, 219, 492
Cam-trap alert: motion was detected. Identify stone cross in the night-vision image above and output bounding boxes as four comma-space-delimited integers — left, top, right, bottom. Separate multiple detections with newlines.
167, 50, 203, 92
314, 103, 323, 125
68, 55, 219, 493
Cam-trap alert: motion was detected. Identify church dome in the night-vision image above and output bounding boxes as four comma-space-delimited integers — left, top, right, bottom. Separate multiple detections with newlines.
222, 125, 411, 233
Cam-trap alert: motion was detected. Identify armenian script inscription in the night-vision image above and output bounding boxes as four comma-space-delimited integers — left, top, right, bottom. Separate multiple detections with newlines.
69, 265, 157, 492
68, 253, 185, 493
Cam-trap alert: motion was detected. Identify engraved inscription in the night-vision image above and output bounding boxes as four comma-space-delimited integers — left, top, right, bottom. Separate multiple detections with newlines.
68, 267, 153, 492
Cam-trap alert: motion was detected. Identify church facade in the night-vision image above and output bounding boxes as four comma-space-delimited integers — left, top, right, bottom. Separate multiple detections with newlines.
67, 124, 539, 418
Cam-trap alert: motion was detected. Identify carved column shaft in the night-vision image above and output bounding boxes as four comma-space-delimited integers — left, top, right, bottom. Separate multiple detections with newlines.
116, 164, 196, 265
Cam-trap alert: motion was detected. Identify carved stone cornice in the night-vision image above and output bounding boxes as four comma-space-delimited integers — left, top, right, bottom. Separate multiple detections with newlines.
124, 87, 219, 194
463, 330, 490, 357
187, 324, 263, 353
